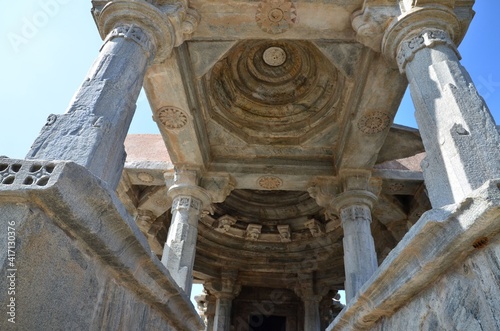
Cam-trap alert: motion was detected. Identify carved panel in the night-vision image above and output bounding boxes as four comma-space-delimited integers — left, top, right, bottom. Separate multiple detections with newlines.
257, 176, 283, 190
357, 112, 391, 134
157, 106, 188, 130
256, 0, 297, 34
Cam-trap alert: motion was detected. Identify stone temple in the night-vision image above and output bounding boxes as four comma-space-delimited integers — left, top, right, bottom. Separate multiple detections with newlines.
1, 0, 500, 330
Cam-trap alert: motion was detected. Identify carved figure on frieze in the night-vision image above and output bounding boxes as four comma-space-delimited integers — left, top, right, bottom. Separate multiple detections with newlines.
305, 219, 324, 237
277, 224, 292, 242
246, 224, 262, 241
216, 215, 237, 233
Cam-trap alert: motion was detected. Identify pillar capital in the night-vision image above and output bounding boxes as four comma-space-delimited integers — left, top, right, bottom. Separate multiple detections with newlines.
206, 270, 241, 300
381, 6, 460, 72
332, 169, 381, 212
95, 0, 199, 64
165, 168, 212, 215
165, 169, 235, 214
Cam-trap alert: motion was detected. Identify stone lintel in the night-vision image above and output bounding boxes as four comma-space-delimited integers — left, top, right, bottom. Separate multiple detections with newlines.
0, 159, 203, 331
326, 178, 500, 331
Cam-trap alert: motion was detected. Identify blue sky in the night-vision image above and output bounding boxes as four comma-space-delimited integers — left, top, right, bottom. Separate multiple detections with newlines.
1, 1, 499, 159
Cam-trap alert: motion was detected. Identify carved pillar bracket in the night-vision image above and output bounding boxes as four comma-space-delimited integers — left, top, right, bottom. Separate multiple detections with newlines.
381, 7, 500, 208
206, 270, 241, 331
161, 168, 211, 296
96, 0, 200, 64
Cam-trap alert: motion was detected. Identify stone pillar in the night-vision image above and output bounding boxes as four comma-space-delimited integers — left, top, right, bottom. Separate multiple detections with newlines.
303, 296, 321, 331
161, 169, 211, 297
332, 171, 381, 302
205, 292, 217, 331
26, 1, 198, 190
383, 21, 500, 208
207, 270, 240, 331
295, 273, 321, 331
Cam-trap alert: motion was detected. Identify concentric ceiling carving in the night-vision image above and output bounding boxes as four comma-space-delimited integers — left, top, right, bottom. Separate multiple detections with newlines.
206, 40, 345, 144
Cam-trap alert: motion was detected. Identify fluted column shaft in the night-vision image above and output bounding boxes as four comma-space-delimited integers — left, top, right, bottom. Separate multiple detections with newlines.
395, 28, 500, 207
27, 24, 154, 189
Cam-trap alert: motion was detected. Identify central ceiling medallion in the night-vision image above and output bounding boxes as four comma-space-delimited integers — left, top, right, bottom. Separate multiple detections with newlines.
263, 46, 287, 66
206, 40, 344, 144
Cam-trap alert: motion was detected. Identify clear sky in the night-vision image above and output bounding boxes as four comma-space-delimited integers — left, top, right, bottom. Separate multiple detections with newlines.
1, 1, 499, 159
1, 0, 499, 307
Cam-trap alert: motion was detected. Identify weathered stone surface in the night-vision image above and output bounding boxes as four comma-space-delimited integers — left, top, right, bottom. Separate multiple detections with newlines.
327, 179, 500, 331
0, 159, 203, 331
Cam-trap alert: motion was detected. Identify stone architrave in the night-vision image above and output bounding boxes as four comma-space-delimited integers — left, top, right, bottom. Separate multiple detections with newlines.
26, 1, 198, 190
382, 17, 500, 208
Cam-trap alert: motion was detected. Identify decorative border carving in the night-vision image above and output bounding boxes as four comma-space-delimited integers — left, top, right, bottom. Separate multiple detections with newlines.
256, 0, 297, 34
396, 28, 458, 73
157, 107, 189, 130
172, 195, 202, 213
103, 24, 155, 58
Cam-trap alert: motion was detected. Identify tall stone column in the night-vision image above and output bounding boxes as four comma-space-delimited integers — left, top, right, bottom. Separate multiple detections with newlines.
26, 1, 198, 190
207, 270, 240, 331
162, 169, 211, 297
332, 171, 380, 302
383, 15, 500, 208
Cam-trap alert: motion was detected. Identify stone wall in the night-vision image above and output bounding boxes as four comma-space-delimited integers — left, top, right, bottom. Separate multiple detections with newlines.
377, 244, 500, 331
0, 159, 203, 330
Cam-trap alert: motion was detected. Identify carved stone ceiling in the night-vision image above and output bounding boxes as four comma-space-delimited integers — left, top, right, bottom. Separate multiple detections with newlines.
96, 0, 478, 290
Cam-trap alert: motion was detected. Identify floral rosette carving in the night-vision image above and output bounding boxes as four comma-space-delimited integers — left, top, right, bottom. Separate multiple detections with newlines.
256, 0, 297, 34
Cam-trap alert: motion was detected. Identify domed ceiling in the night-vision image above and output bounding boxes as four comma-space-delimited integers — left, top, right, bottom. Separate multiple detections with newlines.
206, 40, 344, 144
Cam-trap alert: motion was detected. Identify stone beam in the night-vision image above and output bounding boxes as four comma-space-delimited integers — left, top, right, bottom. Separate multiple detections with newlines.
334, 53, 407, 170
144, 48, 208, 168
